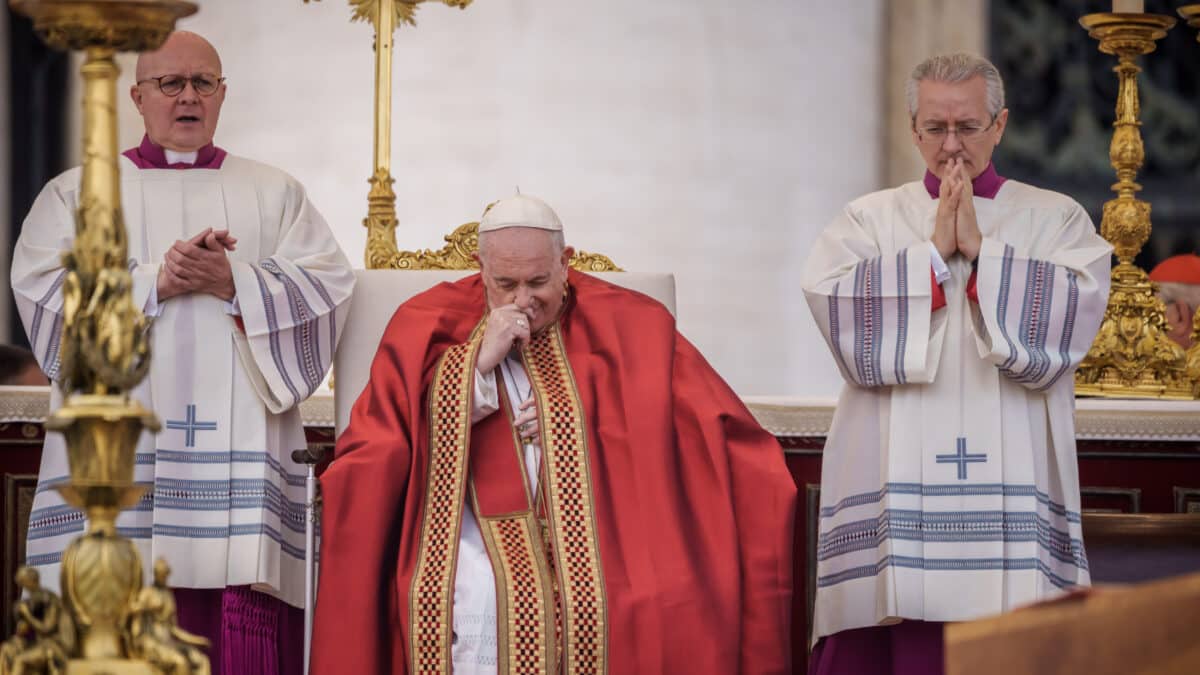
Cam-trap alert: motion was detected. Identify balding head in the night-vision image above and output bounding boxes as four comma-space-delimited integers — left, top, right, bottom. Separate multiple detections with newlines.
135, 31, 221, 81
131, 31, 226, 152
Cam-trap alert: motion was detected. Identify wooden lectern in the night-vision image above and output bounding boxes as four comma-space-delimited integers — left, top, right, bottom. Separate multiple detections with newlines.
945, 572, 1200, 675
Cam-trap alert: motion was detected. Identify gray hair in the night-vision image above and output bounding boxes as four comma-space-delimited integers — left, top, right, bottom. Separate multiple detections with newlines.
477, 228, 565, 261
1158, 281, 1200, 312
906, 53, 1005, 121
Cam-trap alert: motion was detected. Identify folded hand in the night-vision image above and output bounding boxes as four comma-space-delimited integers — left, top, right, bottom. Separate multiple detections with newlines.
156, 227, 238, 302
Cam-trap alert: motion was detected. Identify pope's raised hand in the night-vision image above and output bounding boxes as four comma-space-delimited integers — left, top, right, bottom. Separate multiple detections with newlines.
477, 304, 533, 373
933, 160, 960, 261
952, 159, 982, 262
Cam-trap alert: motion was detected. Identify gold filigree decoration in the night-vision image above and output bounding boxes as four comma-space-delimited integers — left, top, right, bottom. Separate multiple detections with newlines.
6, 2, 201, 672
363, 168, 401, 269
1187, 308, 1200, 394
1181, 1, 1200, 399
0, 567, 73, 674
377, 222, 623, 272
10, 0, 196, 52
1178, 5, 1200, 43
1074, 12, 1193, 399
303, 0, 472, 30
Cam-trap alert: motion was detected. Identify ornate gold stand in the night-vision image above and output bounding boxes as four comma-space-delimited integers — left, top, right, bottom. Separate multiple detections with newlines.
1073, 12, 1193, 399
303, 0, 473, 268
1179, 6, 1200, 388
3, 2, 207, 673
303, 1, 623, 273
1179, 5, 1200, 38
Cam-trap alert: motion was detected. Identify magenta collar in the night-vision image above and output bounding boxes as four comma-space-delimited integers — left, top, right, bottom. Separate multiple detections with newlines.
122, 134, 226, 170
923, 161, 1005, 200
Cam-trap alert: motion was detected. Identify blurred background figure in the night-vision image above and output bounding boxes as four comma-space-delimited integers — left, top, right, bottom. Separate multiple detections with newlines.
1149, 254, 1200, 350
0, 344, 48, 386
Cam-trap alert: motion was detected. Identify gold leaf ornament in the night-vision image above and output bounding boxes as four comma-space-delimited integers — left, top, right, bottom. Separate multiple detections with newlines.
340, 0, 473, 28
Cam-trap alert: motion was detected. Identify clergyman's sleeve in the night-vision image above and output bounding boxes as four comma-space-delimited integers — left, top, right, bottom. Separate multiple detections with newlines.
230, 179, 355, 413
968, 205, 1112, 392
802, 203, 949, 388
11, 170, 158, 382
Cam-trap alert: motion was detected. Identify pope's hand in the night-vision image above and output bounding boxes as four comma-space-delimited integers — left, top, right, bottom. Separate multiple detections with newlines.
932, 160, 960, 261
952, 158, 982, 262
512, 397, 540, 446
477, 304, 533, 373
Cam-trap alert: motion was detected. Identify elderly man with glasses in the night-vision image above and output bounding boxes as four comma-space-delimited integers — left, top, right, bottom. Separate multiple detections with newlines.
800, 53, 1112, 675
11, 31, 354, 675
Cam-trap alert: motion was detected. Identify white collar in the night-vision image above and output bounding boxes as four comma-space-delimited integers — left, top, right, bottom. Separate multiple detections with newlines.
164, 148, 199, 165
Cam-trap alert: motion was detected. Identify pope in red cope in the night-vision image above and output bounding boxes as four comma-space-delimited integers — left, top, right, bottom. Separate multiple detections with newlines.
312, 194, 797, 674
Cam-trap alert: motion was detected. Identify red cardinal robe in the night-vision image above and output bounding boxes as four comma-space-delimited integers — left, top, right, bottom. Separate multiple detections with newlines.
312, 270, 796, 674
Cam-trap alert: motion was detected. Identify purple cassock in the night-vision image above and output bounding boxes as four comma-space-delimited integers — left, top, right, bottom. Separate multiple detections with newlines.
810, 621, 944, 675
123, 134, 303, 675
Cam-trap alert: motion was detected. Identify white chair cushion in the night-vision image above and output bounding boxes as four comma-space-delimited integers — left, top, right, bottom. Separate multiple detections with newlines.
333, 270, 675, 436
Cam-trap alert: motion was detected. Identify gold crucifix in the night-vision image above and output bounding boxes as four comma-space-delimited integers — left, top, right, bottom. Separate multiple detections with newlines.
304, 0, 473, 268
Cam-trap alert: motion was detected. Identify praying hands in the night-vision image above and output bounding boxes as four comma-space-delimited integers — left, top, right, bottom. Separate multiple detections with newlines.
156, 227, 238, 302
931, 157, 983, 262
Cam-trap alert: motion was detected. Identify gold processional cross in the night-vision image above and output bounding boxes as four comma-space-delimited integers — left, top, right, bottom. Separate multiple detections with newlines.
304, 0, 473, 269
303, 0, 622, 272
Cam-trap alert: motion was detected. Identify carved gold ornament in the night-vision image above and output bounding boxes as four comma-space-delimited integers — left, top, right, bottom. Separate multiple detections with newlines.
1074, 11, 1193, 400
384, 222, 623, 272
304, 0, 476, 270
4, 1, 205, 672
304, 0, 621, 272
1179, 5, 1200, 43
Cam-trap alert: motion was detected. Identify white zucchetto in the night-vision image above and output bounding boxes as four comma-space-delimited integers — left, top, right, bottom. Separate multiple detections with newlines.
478, 194, 563, 233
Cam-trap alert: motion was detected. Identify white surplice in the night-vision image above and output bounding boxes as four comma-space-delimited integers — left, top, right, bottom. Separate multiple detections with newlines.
11, 154, 355, 608
802, 179, 1112, 642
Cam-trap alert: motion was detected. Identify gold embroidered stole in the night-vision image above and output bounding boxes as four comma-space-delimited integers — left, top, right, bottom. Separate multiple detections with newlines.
410, 330, 482, 673
410, 322, 608, 674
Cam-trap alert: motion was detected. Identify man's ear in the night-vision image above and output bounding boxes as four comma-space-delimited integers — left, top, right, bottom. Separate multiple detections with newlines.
130, 84, 144, 113
993, 108, 1009, 145
561, 246, 575, 270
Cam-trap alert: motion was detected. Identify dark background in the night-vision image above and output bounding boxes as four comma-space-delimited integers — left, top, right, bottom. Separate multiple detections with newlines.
990, 0, 1200, 271
7, 7, 69, 346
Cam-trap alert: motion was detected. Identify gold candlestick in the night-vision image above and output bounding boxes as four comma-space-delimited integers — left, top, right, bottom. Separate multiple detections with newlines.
1179, 5, 1200, 39
1073, 12, 1193, 399
1179, 6, 1200, 391
303, 0, 473, 269
3, 2, 205, 672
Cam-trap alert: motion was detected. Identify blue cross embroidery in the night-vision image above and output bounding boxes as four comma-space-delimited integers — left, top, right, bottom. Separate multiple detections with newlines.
165, 404, 218, 448
936, 437, 988, 480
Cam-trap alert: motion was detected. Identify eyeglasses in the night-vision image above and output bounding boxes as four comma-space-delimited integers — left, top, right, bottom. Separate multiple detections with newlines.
136, 74, 225, 97
915, 117, 997, 144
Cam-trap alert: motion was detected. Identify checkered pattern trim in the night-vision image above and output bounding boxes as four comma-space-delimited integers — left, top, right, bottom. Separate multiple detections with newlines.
524, 326, 608, 674
409, 336, 480, 673
481, 514, 557, 673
